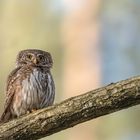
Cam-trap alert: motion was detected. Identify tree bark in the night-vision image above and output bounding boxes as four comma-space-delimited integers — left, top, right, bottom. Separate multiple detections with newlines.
0, 76, 140, 140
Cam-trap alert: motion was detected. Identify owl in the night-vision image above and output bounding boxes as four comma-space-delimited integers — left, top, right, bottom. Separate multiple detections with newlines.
0, 49, 55, 123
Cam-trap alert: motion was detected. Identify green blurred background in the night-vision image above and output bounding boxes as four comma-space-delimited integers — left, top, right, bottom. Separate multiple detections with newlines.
0, 0, 140, 140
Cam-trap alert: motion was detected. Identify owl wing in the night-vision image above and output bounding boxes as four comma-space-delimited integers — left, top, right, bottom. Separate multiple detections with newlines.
0, 67, 21, 123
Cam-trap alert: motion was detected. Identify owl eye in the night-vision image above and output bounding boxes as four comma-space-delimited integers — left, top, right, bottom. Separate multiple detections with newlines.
38, 55, 44, 61
26, 54, 32, 60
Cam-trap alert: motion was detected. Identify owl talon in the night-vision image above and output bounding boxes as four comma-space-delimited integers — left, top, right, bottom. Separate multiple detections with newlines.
31, 109, 37, 113
27, 111, 30, 114
27, 109, 36, 114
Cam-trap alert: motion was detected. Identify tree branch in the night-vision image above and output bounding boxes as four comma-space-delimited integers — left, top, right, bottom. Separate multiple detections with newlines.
0, 76, 140, 140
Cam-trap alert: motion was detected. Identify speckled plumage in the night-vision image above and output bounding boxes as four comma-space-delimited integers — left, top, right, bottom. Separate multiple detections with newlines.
0, 49, 55, 123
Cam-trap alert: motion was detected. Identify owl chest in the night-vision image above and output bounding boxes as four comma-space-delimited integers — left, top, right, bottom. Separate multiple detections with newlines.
20, 69, 47, 109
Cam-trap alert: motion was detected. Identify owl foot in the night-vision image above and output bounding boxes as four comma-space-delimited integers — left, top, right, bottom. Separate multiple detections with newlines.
31, 109, 37, 113
26, 109, 37, 114
27, 110, 31, 114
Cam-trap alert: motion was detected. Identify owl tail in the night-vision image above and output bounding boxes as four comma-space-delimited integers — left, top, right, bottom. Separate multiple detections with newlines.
0, 108, 12, 123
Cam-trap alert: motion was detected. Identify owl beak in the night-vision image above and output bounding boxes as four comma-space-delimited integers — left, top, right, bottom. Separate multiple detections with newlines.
32, 58, 38, 64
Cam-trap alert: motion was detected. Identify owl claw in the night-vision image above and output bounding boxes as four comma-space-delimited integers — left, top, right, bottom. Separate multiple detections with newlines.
27, 110, 30, 114
31, 109, 37, 112
27, 109, 36, 114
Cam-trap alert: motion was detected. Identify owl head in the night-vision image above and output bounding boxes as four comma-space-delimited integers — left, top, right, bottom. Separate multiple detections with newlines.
16, 49, 53, 68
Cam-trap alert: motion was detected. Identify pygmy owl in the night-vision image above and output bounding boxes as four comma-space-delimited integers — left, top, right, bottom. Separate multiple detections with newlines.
0, 49, 55, 123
